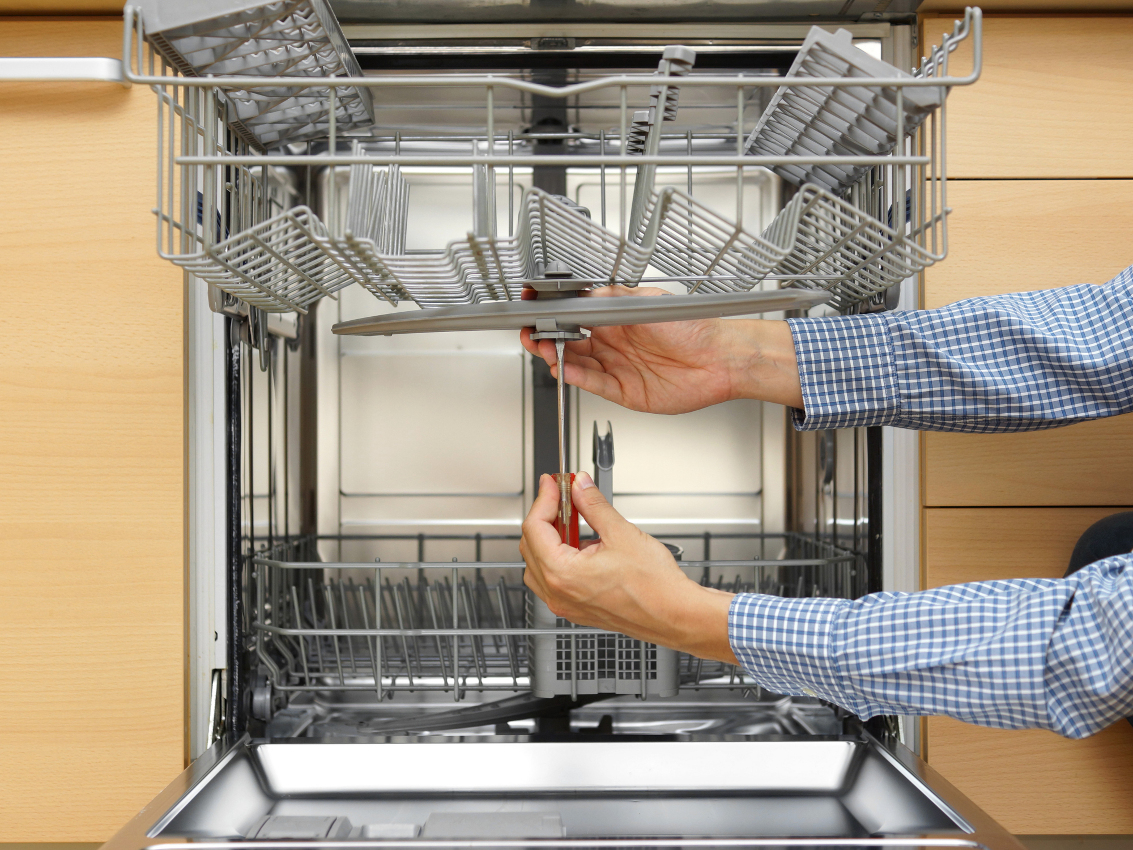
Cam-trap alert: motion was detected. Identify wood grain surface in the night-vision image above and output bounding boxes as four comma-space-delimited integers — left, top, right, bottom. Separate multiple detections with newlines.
922, 180, 1133, 309
920, 15, 1133, 178
924, 506, 1131, 585
926, 717, 1133, 834
923, 507, 1133, 833
921, 178, 1133, 507
922, 1, 1133, 11
0, 18, 185, 842
924, 415, 1133, 507
0, 2, 121, 12
917, 14, 1133, 834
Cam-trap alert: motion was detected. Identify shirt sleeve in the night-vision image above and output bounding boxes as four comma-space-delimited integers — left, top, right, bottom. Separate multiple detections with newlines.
787, 265, 1133, 432
728, 555, 1133, 738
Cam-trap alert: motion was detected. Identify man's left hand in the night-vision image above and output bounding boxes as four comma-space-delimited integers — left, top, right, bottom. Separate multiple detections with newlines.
519, 471, 739, 665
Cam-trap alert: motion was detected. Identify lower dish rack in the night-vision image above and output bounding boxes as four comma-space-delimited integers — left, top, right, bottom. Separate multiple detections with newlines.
249, 532, 863, 712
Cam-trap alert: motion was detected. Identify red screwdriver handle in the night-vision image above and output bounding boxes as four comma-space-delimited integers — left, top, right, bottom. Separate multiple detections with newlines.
553, 472, 580, 548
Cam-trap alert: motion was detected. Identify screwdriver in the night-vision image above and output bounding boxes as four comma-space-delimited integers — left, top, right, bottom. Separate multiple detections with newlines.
554, 339, 575, 545
526, 267, 585, 546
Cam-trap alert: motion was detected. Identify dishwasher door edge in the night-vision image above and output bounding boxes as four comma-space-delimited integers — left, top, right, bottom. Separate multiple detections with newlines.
101, 733, 248, 850
100, 733, 1026, 850
868, 731, 1025, 850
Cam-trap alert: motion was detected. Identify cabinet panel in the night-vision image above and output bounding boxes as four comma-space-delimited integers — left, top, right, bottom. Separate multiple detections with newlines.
918, 13, 1133, 832
923, 180, 1133, 309
920, 15, 1133, 178
922, 178, 1133, 508
0, 19, 185, 842
922, 0, 1133, 8
924, 415, 1133, 507
924, 506, 1127, 585
926, 717, 1133, 834
924, 507, 1133, 833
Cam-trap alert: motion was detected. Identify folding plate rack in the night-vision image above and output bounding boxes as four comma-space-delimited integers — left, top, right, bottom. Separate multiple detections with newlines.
123, 2, 982, 318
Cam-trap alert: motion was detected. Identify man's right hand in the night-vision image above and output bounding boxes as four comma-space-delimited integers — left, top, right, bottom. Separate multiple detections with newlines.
520, 285, 805, 413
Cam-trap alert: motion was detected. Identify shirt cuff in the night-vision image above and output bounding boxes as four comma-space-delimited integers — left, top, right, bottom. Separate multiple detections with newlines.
728, 593, 850, 705
787, 314, 901, 430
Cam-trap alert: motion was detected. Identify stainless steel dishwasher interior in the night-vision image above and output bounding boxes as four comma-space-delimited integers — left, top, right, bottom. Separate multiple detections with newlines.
150, 738, 967, 841
95, 6, 1025, 850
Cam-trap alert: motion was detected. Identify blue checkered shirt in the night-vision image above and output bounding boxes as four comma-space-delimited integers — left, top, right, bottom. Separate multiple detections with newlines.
729, 265, 1133, 739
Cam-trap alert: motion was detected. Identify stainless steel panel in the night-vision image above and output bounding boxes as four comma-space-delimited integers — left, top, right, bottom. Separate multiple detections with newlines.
330, 0, 924, 26
255, 739, 856, 793
339, 351, 525, 496
296, 692, 847, 737
102, 735, 1027, 850
422, 813, 564, 839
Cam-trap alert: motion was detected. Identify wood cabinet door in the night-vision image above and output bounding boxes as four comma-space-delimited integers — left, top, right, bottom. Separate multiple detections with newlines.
0, 18, 185, 841
917, 13, 1133, 828
924, 507, 1133, 833
923, 179, 1133, 310
920, 14, 1133, 178
922, 179, 1133, 507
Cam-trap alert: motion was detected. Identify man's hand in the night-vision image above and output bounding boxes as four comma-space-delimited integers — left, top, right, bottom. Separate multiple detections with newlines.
520, 285, 804, 414
519, 471, 739, 665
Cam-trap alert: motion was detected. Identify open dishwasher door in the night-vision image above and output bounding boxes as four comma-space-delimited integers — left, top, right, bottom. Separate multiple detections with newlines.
105, 1, 1013, 848
103, 731, 1024, 850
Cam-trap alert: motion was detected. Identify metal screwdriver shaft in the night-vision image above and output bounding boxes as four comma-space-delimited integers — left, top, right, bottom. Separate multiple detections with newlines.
555, 339, 570, 533
527, 264, 586, 545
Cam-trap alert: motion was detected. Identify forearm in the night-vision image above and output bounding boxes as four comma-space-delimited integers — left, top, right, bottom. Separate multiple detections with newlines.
721, 318, 804, 409
654, 585, 739, 666
783, 271, 1133, 433
729, 557, 1133, 738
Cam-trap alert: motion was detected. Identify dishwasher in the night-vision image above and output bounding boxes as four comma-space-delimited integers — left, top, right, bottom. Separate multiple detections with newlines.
92, 2, 1023, 848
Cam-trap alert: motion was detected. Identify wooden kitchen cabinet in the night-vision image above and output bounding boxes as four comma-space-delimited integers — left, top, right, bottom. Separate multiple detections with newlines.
925, 417, 1133, 507
922, 0, 1133, 9
917, 12, 1133, 834
920, 14, 1133, 178
0, 2, 120, 12
922, 179, 1133, 310
924, 507, 1133, 833
924, 506, 1132, 584
926, 718, 1133, 835
921, 178, 1133, 508
0, 18, 185, 842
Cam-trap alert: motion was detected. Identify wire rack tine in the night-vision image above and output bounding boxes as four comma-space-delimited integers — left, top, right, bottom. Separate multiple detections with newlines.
143, 7, 978, 317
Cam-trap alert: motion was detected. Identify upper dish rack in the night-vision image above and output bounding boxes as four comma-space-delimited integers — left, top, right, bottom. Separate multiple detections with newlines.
135, 0, 373, 150
125, 3, 982, 315
745, 26, 944, 193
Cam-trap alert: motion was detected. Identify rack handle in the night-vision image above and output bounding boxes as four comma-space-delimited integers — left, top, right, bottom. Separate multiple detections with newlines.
0, 56, 128, 87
